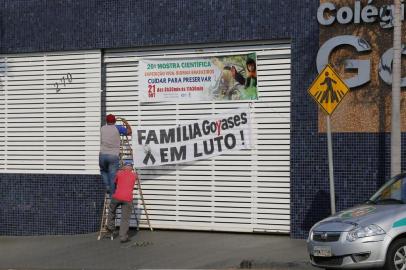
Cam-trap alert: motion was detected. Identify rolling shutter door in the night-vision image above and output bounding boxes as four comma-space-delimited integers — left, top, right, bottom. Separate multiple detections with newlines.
0, 51, 101, 174
104, 41, 291, 233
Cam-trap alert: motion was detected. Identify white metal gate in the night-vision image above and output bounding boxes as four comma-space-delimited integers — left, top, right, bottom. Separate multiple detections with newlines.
104, 41, 291, 233
0, 51, 101, 174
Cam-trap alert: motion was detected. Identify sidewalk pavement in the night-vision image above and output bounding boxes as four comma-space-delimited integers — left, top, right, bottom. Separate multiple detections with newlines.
0, 229, 318, 270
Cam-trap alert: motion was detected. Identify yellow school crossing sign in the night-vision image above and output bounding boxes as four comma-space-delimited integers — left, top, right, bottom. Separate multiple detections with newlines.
308, 65, 350, 115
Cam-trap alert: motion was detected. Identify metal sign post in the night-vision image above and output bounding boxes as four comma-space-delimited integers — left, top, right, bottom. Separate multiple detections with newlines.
326, 115, 336, 214
308, 65, 350, 215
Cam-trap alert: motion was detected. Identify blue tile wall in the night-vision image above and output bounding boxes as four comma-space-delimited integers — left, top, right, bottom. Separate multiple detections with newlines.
1, 0, 402, 239
2, 0, 296, 53
0, 173, 105, 235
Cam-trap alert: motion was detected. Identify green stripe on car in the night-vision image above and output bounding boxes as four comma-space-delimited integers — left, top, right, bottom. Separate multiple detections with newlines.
393, 218, 406, 228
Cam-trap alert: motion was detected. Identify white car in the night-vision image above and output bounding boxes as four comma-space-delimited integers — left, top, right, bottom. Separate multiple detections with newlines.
307, 173, 406, 269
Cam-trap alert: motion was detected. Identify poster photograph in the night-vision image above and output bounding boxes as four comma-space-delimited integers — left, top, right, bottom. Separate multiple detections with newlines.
139, 53, 258, 102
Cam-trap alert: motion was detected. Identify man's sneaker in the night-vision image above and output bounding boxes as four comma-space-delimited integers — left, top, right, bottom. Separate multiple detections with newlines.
120, 237, 130, 243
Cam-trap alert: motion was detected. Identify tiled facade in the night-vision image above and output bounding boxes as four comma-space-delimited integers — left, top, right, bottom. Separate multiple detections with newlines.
1, 0, 403, 238
0, 174, 104, 235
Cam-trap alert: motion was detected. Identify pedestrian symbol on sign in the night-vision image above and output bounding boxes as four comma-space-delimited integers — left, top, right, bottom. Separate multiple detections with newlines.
308, 65, 350, 115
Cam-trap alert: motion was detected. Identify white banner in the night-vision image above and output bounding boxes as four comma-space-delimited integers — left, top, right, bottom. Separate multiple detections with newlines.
133, 107, 252, 167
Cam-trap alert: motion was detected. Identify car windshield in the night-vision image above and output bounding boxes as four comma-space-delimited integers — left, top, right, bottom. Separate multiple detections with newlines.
369, 175, 406, 204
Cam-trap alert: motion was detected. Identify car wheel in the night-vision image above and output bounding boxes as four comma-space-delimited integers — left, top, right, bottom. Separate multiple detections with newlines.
385, 238, 406, 270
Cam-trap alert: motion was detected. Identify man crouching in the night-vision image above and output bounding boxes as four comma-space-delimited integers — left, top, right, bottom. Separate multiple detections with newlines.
106, 160, 137, 243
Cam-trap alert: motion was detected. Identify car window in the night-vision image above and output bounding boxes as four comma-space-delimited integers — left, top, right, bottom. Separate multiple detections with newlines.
370, 176, 406, 204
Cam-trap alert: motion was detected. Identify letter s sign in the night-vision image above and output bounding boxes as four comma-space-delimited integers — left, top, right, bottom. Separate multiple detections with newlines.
379, 45, 406, 87
316, 35, 371, 88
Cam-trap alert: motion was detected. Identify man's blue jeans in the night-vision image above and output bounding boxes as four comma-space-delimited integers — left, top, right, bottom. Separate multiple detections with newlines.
99, 153, 119, 194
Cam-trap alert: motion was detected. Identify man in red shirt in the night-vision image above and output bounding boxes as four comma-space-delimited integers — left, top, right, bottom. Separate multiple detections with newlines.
106, 160, 137, 243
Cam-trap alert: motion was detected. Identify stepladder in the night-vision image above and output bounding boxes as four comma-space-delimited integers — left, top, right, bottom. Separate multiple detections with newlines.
97, 117, 153, 241
97, 193, 113, 240
134, 169, 153, 231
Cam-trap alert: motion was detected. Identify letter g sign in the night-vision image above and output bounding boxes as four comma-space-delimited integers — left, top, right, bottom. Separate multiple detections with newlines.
316, 35, 371, 88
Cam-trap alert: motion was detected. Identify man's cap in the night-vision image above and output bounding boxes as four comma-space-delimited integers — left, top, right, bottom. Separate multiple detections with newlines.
106, 114, 116, 124
123, 160, 134, 166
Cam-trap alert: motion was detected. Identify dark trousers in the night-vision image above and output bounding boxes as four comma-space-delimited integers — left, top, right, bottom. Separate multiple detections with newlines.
107, 198, 133, 241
